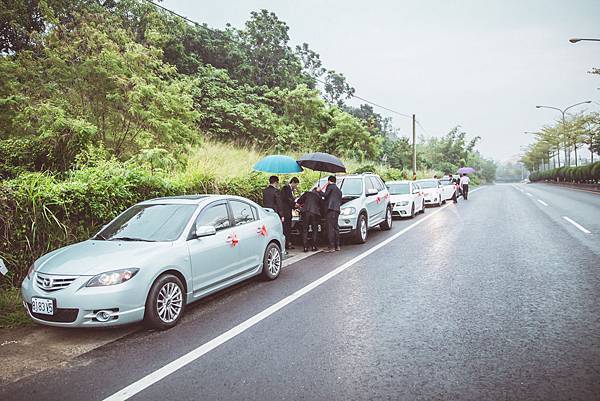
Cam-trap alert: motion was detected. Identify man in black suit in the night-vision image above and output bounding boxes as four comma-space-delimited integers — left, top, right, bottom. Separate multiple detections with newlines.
280, 177, 299, 250
263, 176, 282, 217
322, 175, 342, 252
297, 187, 321, 252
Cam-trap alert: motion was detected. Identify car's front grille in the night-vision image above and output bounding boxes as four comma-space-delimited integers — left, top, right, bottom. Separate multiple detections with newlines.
35, 273, 78, 292
27, 303, 79, 323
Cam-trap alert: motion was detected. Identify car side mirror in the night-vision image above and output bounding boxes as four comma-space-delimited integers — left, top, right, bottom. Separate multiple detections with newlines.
195, 224, 216, 238
366, 188, 378, 196
412, 190, 419, 194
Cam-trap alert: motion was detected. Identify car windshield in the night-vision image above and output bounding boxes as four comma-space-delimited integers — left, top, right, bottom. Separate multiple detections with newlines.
317, 177, 363, 197
439, 179, 451, 185
96, 204, 197, 242
418, 180, 439, 189
387, 183, 410, 195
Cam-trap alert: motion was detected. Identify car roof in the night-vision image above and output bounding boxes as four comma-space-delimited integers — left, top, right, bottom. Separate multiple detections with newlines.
140, 194, 254, 206
386, 180, 413, 184
416, 179, 438, 182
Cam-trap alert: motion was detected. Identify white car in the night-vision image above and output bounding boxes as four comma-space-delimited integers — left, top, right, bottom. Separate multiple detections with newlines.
386, 181, 425, 218
415, 179, 445, 207
438, 177, 457, 201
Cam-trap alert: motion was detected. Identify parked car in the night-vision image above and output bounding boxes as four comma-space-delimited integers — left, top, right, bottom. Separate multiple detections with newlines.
299, 173, 392, 243
21, 195, 285, 329
438, 177, 457, 201
386, 180, 425, 218
416, 179, 445, 206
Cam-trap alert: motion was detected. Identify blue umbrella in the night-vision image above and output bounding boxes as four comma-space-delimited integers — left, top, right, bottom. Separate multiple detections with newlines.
253, 155, 303, 174
458, 167, 476, 174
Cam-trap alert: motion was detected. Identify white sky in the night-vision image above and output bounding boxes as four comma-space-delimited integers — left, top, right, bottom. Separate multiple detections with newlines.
162, 0, 600, 161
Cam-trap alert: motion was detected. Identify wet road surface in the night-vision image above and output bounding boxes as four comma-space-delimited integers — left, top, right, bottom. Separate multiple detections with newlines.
2, 184, 599, 401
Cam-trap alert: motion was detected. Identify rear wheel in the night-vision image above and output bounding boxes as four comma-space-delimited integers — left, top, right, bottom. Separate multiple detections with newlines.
145, 274, 185, 330
261, 242, 282, 280
354, 214, 368, 244
380, 207, 392, 230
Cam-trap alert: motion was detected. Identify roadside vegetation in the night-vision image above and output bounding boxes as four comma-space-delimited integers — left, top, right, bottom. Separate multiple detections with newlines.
529, 162, 600, 184
0, 0, 495, 326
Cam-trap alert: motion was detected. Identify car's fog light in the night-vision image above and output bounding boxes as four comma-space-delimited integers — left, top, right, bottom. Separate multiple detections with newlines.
96, 310, 112, 322
344, 219, 350, 224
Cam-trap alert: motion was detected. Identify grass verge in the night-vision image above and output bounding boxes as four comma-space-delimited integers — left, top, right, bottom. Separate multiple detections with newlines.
0, 287, 31, 329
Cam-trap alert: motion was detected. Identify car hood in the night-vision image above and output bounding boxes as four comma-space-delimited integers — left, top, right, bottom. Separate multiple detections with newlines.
421, 188, 439, 194
389, 194, 411, 202
35, 240, 175, 276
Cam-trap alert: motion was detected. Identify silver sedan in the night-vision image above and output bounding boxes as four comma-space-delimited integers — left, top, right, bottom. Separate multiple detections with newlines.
21, 195, 285, 330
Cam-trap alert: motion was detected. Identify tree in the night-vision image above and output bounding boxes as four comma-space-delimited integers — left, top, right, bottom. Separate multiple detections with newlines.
323, 70, 355, 106
0, 11, 199, 167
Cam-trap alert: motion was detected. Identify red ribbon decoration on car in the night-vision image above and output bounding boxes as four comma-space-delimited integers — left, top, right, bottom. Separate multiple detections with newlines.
226, 233, 239, 247
257, 225, 268, 236
376, 196, 381, 204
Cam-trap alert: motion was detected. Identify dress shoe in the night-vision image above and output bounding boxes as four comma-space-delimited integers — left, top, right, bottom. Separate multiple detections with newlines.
335, 247, 341, 251
303, 247, 309, 252
311, 246, 318, 252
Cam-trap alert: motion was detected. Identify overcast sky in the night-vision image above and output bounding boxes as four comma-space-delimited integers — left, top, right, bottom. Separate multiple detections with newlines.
163, 0, 599, 161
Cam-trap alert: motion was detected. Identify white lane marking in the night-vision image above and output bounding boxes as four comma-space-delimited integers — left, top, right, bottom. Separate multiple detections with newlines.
526, 192, 533, 197
537, 199, 548, 206
105, 188, 483, 401
562, 216, 592, 234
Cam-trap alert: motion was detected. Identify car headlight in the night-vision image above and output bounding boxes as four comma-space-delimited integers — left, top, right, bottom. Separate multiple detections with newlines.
86, 268, 140, 287
397, 201, 409, 206
340, 207, 356, 216
27, 264, 35, 280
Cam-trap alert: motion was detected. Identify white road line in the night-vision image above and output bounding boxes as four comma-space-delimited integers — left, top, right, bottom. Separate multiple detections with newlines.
537, 199, 548, 206
562, 216, 592, 234
104, 188, 483, 401
526, 192, 533, 197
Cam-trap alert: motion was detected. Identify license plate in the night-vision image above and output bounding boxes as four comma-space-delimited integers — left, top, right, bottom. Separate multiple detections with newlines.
31, 297, 54, 315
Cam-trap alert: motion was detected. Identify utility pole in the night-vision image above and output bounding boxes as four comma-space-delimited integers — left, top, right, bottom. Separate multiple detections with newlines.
412, 114, 416, 177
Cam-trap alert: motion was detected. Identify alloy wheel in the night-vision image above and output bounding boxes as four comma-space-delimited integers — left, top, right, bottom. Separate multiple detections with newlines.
267, 246, 281, 276
156, 282, 183, 323
360, 217, 367, 240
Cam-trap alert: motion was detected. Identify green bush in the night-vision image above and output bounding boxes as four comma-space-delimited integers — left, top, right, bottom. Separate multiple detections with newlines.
0, 160, 269, 287
528, 162, 600, 184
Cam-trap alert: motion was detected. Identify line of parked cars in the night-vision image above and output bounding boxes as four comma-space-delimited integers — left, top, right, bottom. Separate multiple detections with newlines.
21, 173, 457, 330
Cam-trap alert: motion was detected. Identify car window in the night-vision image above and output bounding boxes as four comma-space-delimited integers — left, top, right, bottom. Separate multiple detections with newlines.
196, 203, 231, 231
365, 177, 376, 191
375, 177, 386, 191
387, 183, 410, 195
99, 204, 197, 242
418, 180, 439, 189
230, 200, 256, 226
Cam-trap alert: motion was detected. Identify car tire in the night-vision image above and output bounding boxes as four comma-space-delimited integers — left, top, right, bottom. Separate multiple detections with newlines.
145, 273, 186, 330
354, 213, 368, 244
420, 200, 426, 213
380, 207, 392, 230
410, 203, 415, 218
261, 242, 282, 281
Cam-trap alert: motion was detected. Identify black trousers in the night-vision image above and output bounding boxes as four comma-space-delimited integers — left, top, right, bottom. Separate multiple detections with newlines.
301, 212, 319, 248
326, 210, 340, 249
462, 184, 469, 200
282, 213, 292, 246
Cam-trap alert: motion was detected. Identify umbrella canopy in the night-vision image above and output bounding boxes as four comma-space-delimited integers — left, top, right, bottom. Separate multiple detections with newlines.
458, 167, 476, 174
253, 155, 303, 174
297, 152, 346, 173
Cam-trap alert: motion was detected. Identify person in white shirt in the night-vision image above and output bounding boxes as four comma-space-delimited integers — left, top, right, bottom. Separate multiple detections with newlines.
460, 174, 470, 200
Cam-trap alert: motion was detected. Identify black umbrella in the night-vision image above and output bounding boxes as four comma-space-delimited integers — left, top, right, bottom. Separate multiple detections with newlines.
297, 152, 346, 173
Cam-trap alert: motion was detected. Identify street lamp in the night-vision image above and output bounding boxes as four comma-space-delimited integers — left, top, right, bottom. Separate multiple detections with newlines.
535, 101, 592, 167
569, 38, 600, 43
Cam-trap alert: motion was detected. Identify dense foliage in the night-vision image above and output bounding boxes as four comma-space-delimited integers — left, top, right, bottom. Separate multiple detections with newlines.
529, 161, 600, 184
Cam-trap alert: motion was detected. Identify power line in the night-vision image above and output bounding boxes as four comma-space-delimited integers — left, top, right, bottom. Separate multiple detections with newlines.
141, 0, 416, 121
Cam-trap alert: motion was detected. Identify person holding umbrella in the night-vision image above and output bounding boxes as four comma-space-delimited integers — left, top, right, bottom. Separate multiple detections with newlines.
280, 177, 299, 250
460, 173, 470, 200
321, 175, 342, 252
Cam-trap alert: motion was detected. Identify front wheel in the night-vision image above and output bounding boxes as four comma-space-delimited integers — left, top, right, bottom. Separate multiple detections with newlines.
145, 274, 186, 330
410, 203, 415, 218
354, 214, 368, 244
380, 207, 392, 231
420, 200, 426, 213
261, 242, 282, 280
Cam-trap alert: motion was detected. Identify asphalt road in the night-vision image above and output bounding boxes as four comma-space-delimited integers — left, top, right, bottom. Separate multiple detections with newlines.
1, 184, 599, 401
